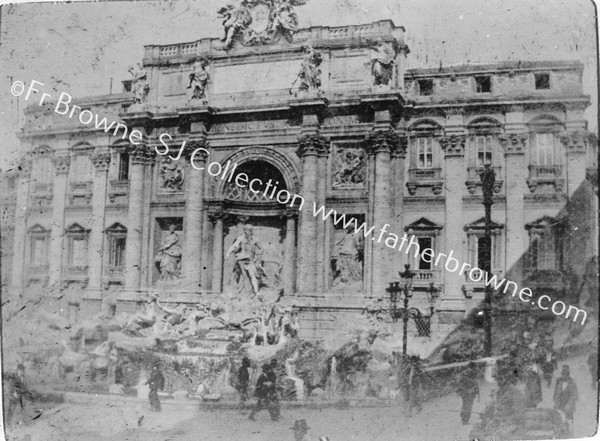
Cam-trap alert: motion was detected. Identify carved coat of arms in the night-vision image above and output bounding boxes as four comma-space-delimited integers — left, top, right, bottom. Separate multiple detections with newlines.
217, 0, 308, 48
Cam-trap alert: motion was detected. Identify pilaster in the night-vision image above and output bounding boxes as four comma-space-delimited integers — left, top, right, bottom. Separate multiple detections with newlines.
11, 157, 32, 289
48, 154, 70, 287
560, 130, 590, 196
439, 134, 466, 303
87, 151, 111, 296
499, 133, 528, 281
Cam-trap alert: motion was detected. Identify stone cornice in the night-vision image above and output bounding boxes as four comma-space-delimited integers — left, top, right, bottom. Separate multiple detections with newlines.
296, 134, 330, 158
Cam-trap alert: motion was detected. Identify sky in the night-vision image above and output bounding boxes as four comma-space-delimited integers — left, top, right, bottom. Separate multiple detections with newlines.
0, 0, 597, 169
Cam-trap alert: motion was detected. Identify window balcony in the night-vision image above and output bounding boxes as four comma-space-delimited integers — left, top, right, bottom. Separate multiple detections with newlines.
27, 265, 49, 285
68, 181, 93, 205
465, 166, 503, 194
33, 183, 53, 194
108, 180, 129, 203
406, 168, 443, 195
527, 165, 564, 192
412, 269, 439, 285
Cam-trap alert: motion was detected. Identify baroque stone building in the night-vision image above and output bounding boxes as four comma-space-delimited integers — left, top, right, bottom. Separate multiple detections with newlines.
8, 17, 598, 345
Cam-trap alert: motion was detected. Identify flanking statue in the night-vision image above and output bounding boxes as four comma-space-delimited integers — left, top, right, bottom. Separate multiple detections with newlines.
154, 224, 182, 280
369, 39, 396, 87
188, 58, 211, 102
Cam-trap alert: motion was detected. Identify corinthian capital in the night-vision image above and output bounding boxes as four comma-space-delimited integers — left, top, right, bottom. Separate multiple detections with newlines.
439, 134, 466, 156
498, 133, 528, 155
130, 143, 154, 164
183, 139, 210, 160
364, 129, 401, 155
559, 130, 593, 154
54, 155, 71, 174
91, 152, 111, 171
296, 134, 330, 158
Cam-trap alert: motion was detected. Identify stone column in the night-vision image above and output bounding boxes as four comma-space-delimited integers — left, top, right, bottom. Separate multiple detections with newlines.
282, 209, 298, 295
11, 157, 32, 289
48, 154, 71, 287
125, 144, 151, 292
210, 212, 225, 292
315, 149, 328, 293
439, 134, 466, 303
181, 140, 208, 291
499, 133, 528, 280
296, 134, 328, 294
87, 151, 111, 292
392, 137, 407, 274
365, 129, 399, 296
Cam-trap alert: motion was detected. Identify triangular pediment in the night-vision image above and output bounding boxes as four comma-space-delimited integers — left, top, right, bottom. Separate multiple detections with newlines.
65, 223, 88, 233
28, 223, 49, 233
404, 217, 443, 232
464, 217, 503, 231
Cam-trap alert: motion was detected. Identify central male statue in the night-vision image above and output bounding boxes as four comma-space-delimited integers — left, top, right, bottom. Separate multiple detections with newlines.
225, 224, 265, 296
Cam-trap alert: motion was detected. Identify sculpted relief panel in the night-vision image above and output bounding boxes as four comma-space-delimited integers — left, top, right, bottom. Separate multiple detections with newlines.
332, 143, 366, 189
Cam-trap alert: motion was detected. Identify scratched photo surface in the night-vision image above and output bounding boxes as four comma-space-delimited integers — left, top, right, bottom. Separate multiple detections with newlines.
0, 0, 598, 440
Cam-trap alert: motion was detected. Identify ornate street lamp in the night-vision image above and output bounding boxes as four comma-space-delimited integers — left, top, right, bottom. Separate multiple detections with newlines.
479, 162, 496, 357
425, 282, 440, 317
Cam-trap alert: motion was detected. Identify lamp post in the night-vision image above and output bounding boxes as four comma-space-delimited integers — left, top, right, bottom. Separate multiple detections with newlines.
399, 264, 415, 355
480, 163, 496, 357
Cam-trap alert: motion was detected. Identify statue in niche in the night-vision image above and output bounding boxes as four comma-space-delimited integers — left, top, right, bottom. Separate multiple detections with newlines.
154, 224, 182, 280
332, 227, 363, 286
128, 63, 150, 105
188, 58, 210, 101
296, 45, 323, 92
225, 224, 266, 296
159, 157, 184, 192
369, 39, 396, 86
333, 147, 365, 188
218, 1, 252, 48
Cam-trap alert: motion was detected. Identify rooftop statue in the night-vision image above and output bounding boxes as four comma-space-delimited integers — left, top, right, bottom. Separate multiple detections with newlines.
128, 63, 150, 106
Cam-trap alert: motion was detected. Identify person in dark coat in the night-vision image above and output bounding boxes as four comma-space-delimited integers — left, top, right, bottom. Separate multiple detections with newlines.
524, 365, 542, 408
237, 357, 251, 404
249, 363, 281, 421
539, 338, 557, 387
554, 365, 578, 432
587, 351, 597, 387
407, 358, 424, 416
457, 362, 480, 425
146, 364, 165, 412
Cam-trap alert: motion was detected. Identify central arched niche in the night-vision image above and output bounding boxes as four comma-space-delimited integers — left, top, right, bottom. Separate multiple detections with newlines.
223, 160, 287, 203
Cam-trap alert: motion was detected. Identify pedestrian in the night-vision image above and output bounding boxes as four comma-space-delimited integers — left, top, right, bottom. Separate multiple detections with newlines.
553, 365, 578, 434
457, 362, 479, 425
540, 340, 557, 387
587, 351, 597, 387
291, 419, 310, 441
407, 358, 423, 416
146, 363, 165, 412
237, 357, 251, 404
249, 363, 281, 421
524, 364, 542, 408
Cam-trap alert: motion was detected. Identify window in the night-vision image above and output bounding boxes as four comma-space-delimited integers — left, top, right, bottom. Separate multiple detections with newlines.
118, 153, 130, 181
535, 73, 550, 90
33, 156, 53, 184
416, 237, 433, 270
418, 79, 434, 96
465, 218, 503, 273
27, 225, 49, 270
475, 76, 491, 93
526, 217, 563, 272
70, 155, 93, 182
65, 224, 88, 268
109, 237, 126, 267
534, 133, 555, 165
416, 138, 433, 169
475, 135, 493, 166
